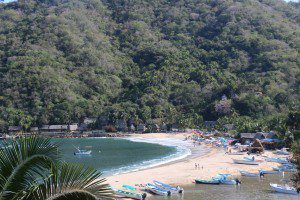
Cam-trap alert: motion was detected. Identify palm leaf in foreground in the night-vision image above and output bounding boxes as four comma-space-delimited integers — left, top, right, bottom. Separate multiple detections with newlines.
0, 137, 59, 200
28, 162, 114, 200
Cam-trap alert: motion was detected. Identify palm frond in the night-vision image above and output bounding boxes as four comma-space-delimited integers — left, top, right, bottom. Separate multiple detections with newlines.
27, 163, 114, 200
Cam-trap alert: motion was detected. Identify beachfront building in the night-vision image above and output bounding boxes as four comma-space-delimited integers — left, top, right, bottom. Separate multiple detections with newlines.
8, 126, 22, 134
240, 132, 264, 144
79, 117, 97, 131
130, 124, 135, 132
30, 127, 39, 133
160, 123, 167, 132
116, 119, 127, 132
137, 124, 146, 132
69, 124, 78, 132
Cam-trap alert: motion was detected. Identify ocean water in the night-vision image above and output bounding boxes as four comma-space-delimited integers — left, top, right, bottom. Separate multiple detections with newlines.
149, 173, 299, 200
53, 137, 191, 176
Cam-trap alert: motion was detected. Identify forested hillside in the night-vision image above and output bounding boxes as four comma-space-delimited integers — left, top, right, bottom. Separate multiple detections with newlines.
0, 0, 299, 133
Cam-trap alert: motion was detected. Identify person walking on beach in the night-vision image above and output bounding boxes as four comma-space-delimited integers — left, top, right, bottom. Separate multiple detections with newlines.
195, 163, 197, 169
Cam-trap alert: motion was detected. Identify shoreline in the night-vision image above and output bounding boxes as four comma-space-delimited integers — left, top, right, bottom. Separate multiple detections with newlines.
106, 133, 282, 189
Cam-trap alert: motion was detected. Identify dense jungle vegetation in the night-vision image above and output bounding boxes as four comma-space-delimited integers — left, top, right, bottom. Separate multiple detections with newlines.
0, 0, 299, 136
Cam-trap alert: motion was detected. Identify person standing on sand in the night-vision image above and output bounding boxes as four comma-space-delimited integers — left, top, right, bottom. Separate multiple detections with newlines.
195, 163, 197, 169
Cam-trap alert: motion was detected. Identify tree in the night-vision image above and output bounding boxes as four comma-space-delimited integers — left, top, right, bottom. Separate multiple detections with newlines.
0, 137, 113, 200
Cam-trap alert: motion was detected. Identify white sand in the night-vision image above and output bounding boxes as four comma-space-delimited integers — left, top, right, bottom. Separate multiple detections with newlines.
106, 133, 284, 189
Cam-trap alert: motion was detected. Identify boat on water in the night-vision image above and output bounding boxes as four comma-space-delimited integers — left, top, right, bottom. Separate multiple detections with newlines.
259, 170, 280, 175
73, 148, 92, 156
270, 183, 299, 195
146, 183, 171, 196
112, 188, 147, 200
272, 166, 296, 172
239, 171, 263, 177
232, 159, 260, 165
194, 179, 220, 185
153, 180, 184, 193
214, 174, 241, 185
275, 148, 291, 155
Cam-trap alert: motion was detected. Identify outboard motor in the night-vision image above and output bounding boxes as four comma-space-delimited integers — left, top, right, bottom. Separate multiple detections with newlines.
142, 193, 147, 200
235, 179, 241, 185
177, 186, 184, 193
259, 171, 264, 178
167, 191, 171, 196
297, 188, 300, 194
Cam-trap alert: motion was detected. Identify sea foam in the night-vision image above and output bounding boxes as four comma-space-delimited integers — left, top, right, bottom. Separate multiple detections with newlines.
103, 136, 197, 176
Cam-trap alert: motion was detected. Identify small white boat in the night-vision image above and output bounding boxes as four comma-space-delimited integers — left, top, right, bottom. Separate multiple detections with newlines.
275, 148, 291, 155
146, 183, 171, 196
227, 151, 244, 155
153, 180, 183, 193
243, 156, 264, 162
240, 171, 263, 177
272, 167, 297, 172
265, 157, 289, 164
74, 148, 92, 156
233, 159, 260, 165
270, 183, 299, 195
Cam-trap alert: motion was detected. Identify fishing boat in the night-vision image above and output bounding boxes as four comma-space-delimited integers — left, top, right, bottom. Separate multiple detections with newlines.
227, 152, 244, 155
270, 183, 299, 195
232, 159, 260, 165
122, 184, 136, 191
153, 180, 183, 193
239, 171, 263, 177
73, 147, 92, 156
214, 174, 241, 185
275, 148, 291, 155
194, 179, 220, 185
272, 167, 296, 172
112, 188, 147, 200
265, 157, 289, 164
259, 170, 280, 175
146, 183, 171, 196
243, 156, 264, 162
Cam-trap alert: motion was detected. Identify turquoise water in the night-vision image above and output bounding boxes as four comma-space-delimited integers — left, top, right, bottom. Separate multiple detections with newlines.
53, 138, 177, 175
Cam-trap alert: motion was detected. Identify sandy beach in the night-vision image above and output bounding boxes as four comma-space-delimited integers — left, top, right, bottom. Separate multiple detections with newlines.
106, 133, 284, 189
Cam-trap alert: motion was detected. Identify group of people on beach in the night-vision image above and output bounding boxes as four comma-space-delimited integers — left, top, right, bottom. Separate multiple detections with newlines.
194, 163, 203, 169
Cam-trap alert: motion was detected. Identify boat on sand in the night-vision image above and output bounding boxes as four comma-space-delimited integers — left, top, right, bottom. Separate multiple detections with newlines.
153, 180, 183, 193
146, 183, 171, 196
232, 159, 260, 165
112, 188, 147, 200
239, 171, 263, 177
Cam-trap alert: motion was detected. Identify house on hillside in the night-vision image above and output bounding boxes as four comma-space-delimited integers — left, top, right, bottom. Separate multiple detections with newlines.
8, 126, 22, 134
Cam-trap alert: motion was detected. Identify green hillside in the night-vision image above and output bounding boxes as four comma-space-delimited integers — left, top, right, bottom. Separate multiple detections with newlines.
0, 0, 299, 133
